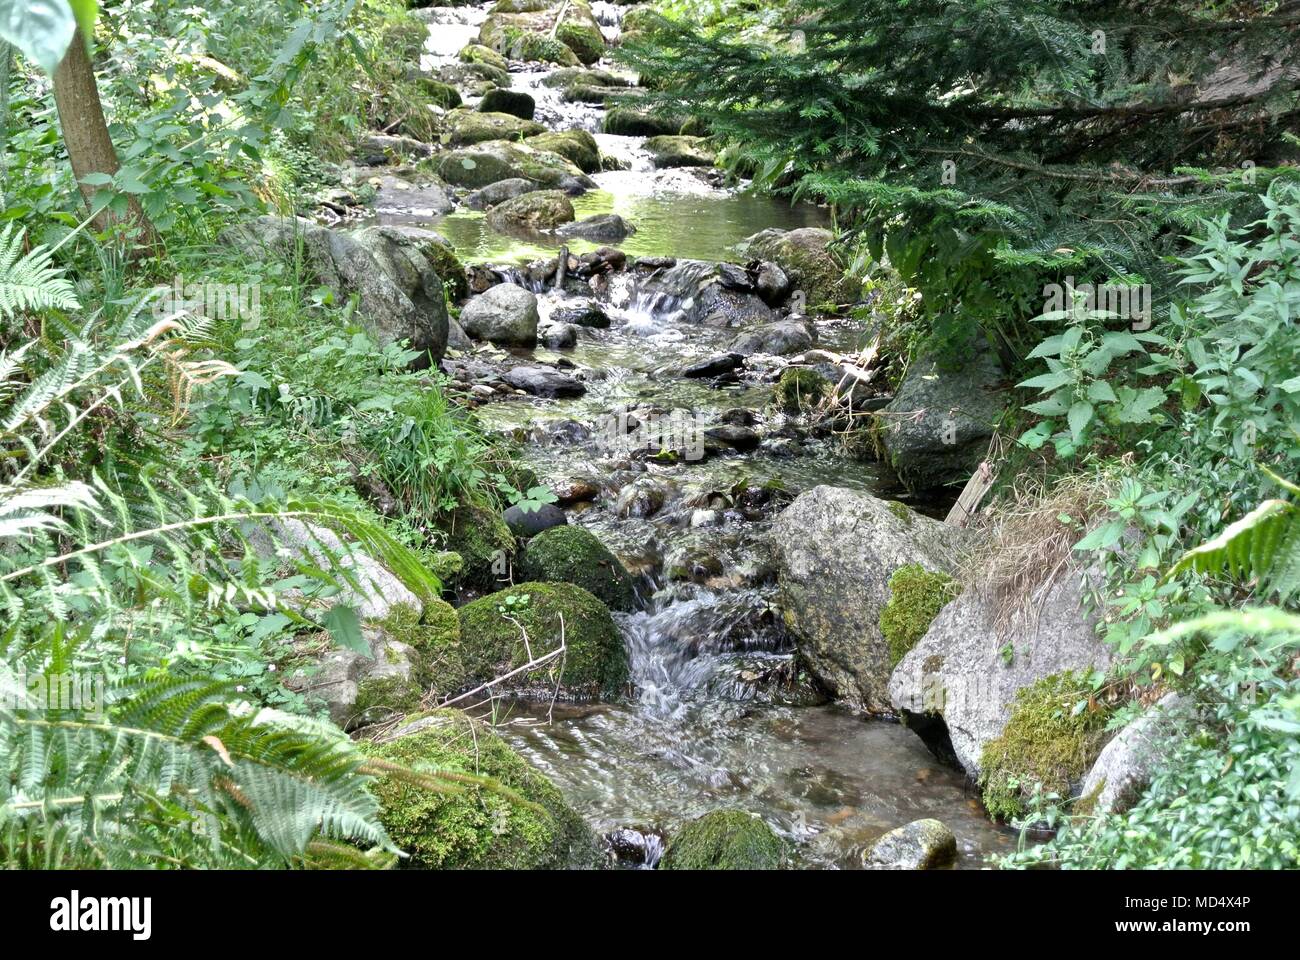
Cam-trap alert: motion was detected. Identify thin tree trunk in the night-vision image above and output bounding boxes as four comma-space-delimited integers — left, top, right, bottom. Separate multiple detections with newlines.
52, 28, 157, 247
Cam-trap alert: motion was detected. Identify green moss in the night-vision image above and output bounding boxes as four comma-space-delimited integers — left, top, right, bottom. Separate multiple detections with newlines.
365, 710, 604, 869
556, 22, 604, 65
772, 367, 830, 413
419, 78, 462, 110
603, 108, 683, 137
885, 499, 913, 524
978, 671, 1111, 821
445, 109, 545, 146
502, 29, 580, 66
353, 674, 422, 724
524, 130, 601, 174
456, 582, 629, 700
880, 563, 958, 669
426, 550, 464, 583
660, 811, 788, 870
518, 525, 636, 612
442, 504, 515, 591
459, 43, 508, 72
380, 600, 462, 687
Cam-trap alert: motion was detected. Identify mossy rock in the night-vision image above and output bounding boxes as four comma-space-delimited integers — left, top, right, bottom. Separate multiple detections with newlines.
456, 582, 629, 700
436, 140, 587, 189
353, 672, 423, 722
445, 109, 545, 147
519, 525, 636, 612
479, 88, 537, 121
978, 671, 1111, 821
379, 600, 462, 687
880, 563, 959, 670
419, 78, 462, 110
643, 135, 715, 169
660, 811, 788, 870
365, 710, 605, 869
442, 503, 515, 590
772, 367, 830, 413
542, 67, 630, 91
489, 0, 551, 12
556, 22, 605, 65
485, 189, 576, 231
402, 230, 467, 303
603, 107, 684, 137
459, 43, 508, 72
525, 130, 601, 174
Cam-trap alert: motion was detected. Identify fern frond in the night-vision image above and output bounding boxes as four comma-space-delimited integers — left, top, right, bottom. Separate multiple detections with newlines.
0, 226, 78, 319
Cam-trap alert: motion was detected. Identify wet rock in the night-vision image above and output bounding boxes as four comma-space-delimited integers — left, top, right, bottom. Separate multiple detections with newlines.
704, 424, 761, 452
370, 174, 454, 218
881, 344, 1004, 493
667, 549, 724, 583
553, 477, 601, 505
486, 189, 576, 231
573, 247, 627, 277
606, 828, 665, 869
437, 139, 594, 190
862, 819, 957, 870
753, 260, 791, 305
706, 654, 829, 708
729, 319, 814, 357
889, 562, 1114, 778
635, 260, 776, 327
478, 87, 536, 120
660, 810, 788, 870
446, 109, 545, 146
538, 321, 579, 349
503, 365, 587, 398
615, 478, 670, 518
644, 134, 715, 168
740, 227, 853, 307
465, 177, 540, 211
719, 407, 759, 427
539, 419, 593, 445
525, 130, 602, 174
771, 486, 965, 712
556, 213, 636, 243
355, 133, 433, 165
551, 300, 611, 328
542, 67, 635, 91
460, 282, 540, 346
603, 107, 683, 137
222, 217, 448, 367
1080, 692, 1187, 815
682, 353, 743, 378
503, 502, 568, 538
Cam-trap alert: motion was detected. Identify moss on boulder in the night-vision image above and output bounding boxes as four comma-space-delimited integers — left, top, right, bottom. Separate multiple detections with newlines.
660, 811, 788, 870
978, 671, 1110, 820
519, 525, 637, 612
741, 227, 853, 307
556, 21, 605, 65
456, 582, 629, 700
485, 189, 576, 231
525, 130, 601, 174
772, 367, 830, 413
880, 563, 959, 669
436, 140, 588, 190
442, 503, 515, 591
419, 78, 462, 110
603, 107, 683, 137
365, 710, 605, 869
445, 109, 545, 147
459, 43, 508, 72
644, 135, 715, 169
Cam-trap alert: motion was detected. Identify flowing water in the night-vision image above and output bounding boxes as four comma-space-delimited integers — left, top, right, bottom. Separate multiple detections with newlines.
395, 5, 1014, 868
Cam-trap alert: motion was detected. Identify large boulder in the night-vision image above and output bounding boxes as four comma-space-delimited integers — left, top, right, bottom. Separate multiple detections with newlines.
436, 140, 593, 191
555, 214, 635, 243
1080, 692, 1187, 815
465, 178, 540, 211
881, 344, 1005, 493
739, 227, 852, 307
370, 174, 454, 218
459, 283, 540, 346
222, 217, 449, 366
888, 562, 1114, 778
445, 110, 546, 146
660, 811, 788, 870
525, 130, 601, 174
365, 710, 605, 869
478, 88, 536, 120
729, 319, 813, 357
770, 487, 964, 712
519, 525, 637, 612
455, 582, 630, 701
485, 190, 576, 232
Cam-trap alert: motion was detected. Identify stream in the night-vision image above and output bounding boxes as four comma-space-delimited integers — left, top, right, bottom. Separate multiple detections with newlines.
397, 4, 1013, 869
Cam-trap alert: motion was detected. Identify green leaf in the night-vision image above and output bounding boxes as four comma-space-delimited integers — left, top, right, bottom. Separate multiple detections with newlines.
1067, 401, 1094, 442
0, 0, 77, 73
321, 604, 367, 655
1086, 380, 1117, 403
1075, 520, 1126, 552
66, 0, 95, 41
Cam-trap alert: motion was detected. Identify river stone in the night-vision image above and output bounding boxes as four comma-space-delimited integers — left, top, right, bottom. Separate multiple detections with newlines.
551, 300, 611, 328
729, 319, 814, 357
355, 133, 433, 165
222, 216, 448, 367
1080, 692, 1187, 815
465, 178, 540, 210
446, 110, 546, 146
459, 283, 540, 346
770, 486, 964, 713
888, 562, 1114, 778
754, 261, 791, 305
538, 320, 579, 349
660, 811, 788, 870
525, 130, 602, 174
503, 502, 568, 538
644, 135, 715, 168
881, 345, 1005, 493
682, 353, 743, 378
436, 139, 593, 190
503, 365, 587, 398
486, 190, 576, 231
459, 43, 508, 72
370, 174, 454, 218
704, 424, 761, 452
478, 88, 536, 120
635, 260, 776, 327
603, 107, 682, 137
519, 525, 637, 612
740, 227, 852, 306
862, 819, 957, 870
556, 214, 636, 243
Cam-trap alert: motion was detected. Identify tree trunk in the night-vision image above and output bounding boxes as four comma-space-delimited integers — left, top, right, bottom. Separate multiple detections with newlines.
52, 29, 157, 247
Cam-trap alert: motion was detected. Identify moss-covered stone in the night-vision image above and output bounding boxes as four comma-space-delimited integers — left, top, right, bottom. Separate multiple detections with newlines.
660, 811, 788, 870
419, 78, 462, 110
772, 367, 830, 413
404, 231, 467, 303
978, 671, 1110, 821
459, 43, 508, 72
365, 710, 605, 869
556, 21, 605, 65
643, 135, 715, 169
603, 107, 683, 137
485, 189, 576, 231
519, 525, 636, 612
524, 130, 601, 174
442, 503, 515, 591
436, 140, 586, 189
380, 600, 462, 687
353, 672, 423, 722
478, 88, 537, 121
445, 109, 545, 146
880, 563, 958, 669
456, 582, 629, 700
